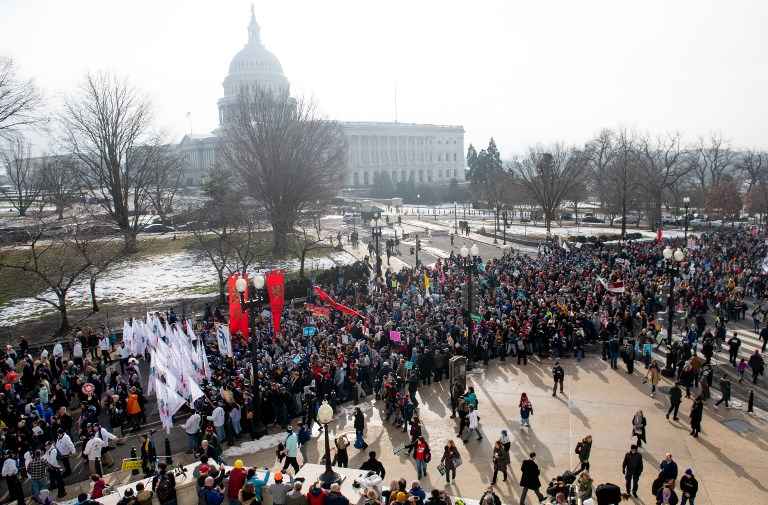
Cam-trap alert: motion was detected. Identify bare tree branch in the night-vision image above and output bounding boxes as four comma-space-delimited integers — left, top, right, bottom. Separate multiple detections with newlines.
0, 58, 43, 140
0, 135, 42, 216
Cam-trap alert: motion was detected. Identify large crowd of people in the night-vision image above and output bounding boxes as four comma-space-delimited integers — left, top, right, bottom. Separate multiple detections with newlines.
0, 227, 766, 505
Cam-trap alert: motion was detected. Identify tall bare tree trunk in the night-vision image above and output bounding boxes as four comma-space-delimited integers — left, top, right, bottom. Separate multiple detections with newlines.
90, 277, 99, 312
217, 271, 226, 305
124, 231, 138, 254
57, 294, 70, 336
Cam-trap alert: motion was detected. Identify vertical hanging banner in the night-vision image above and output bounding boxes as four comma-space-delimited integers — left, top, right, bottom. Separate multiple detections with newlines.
216, 324, 233, 357
227, 275, 243, 335
265, 269, 286, 338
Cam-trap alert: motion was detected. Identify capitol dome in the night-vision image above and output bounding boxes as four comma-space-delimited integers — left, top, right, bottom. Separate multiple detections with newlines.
218, 6, 290, 124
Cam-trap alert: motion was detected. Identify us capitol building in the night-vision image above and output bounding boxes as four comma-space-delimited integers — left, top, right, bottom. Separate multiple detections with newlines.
179, 8, 466, 190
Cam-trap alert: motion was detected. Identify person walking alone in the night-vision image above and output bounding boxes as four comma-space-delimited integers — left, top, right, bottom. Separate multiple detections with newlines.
552, 361, 565, 396
679, 469, 698, 505
631, 410, 647, 448
714, 376, 731, 408
574, 435, 592, 473
282, 427, 300, 474
463, 406, 482, 442
666, 383, 682, 421
621, 445, 643, 498
440, 440, 460, 485
491, 440, 509, 485
519, 393, 533, 428
353, 407, 368, 449
689, 397, 704, 438
413, 436, 431, 480
645, 361, 661, 397
519, 453, 545, 505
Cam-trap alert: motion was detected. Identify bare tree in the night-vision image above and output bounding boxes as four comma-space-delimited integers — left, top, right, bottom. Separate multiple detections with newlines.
290, 210, 327, 279
60, 72, 161, 253
636, 132, 692, 231
0, 135, 42, 216
39, 155, 76, 220
692, 133, 735, 191
0, 220, 92, 334
220, 88, 346, 255
737, 149, 767, 192
73, 230, 125, 313
0, 58, 42, 140
513, 143, 590, 234
585, 129, 616, 209
146, 145, 184, 223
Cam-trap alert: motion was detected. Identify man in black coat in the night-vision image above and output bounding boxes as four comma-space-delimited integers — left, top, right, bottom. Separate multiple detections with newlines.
621, 445, 643, 497
519, 452, 545, 505
666, 383, 682, 421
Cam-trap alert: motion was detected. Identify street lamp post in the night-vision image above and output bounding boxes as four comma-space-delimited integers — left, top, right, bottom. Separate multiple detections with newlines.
317, 400, 340, 488
662, 246, 686, 348
369, 216, 383, 278
454, 201, 458, 235
502, 209, 508, 245
459, 244, 480, 347
682, 196, 690, 247
236, 273, 266, 436
415, 237, 421, 267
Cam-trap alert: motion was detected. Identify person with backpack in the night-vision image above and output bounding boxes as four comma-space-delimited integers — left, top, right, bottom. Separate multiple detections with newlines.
152, 462, 178, 505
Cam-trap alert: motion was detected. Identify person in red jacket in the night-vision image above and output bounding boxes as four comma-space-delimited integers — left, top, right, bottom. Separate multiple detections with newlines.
227, 460, 248, 505
306, 481, 327, 505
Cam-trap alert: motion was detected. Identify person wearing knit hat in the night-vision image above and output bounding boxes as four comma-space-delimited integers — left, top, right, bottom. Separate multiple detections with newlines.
679, 469, 698, 505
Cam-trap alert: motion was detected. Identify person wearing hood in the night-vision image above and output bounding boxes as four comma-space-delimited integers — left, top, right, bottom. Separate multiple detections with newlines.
226, 460, 247, 505
306, 481, 327, 505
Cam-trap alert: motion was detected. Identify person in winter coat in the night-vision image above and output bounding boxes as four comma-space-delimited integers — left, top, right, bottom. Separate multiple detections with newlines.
666, 384, 683, 421
519, 453, 545, 505
656, 482, 678, 505
552, 361, 565, 396
659, 453, 678, 487
440, 441, 460, 484
748, 350, 764, 384
463, 406, 482, 442
519, 393, 533, 428
324, 484, 349, 505
689, 397, 704, 438
226, 460, 247, 505
353, 408, 368, 449
621, 445, 643, 497
679, 469, 698, 505
306, 481, 327, 505
631, 410, 647, 447
645, 361, 661, 396
575, 435, 592, 473
491, 440, 510, 485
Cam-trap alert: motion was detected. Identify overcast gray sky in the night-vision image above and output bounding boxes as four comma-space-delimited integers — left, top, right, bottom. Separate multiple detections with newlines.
1, 0, 766, 156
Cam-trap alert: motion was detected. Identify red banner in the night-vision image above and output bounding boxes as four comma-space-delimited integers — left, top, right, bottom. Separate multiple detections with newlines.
227, 274, 250, 339
313, 286, 365, 319
266, 270, 286, 337
306, 304, 331, 319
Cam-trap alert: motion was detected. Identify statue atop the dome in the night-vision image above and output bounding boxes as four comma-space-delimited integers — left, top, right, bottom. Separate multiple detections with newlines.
248, 4, 261, 44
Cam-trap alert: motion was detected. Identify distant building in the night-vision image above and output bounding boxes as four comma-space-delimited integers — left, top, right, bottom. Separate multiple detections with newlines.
179, 7, 465, 189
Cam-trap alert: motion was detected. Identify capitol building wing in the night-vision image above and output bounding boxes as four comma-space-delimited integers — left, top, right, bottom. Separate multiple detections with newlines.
179, 7, 465, 189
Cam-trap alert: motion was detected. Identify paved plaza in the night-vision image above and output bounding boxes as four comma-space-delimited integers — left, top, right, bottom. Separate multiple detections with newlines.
217, 356, 765, 505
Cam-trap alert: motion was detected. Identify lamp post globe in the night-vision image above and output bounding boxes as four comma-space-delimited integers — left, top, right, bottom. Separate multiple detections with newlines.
235, 277, 247, 294
470, 244, 479, 257
460, 245, 469, 258
674, 248, 685, 262
662, 246, 673, 260
317, 400, 339, 488
253, 273, 265, 290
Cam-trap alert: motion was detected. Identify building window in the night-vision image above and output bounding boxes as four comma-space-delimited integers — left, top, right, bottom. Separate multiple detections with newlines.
353, 172, 359, 185
453, 153, 457, 161
419, 170, 424, 183
363, 172, 369, 185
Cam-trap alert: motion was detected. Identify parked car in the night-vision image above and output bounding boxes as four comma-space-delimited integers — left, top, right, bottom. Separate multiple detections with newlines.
582, 216, 605, 224
80, 224, 122, 237
141, 223, 176, 234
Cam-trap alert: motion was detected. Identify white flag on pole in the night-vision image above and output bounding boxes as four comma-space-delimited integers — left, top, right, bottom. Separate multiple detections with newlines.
216, 325, 233, 357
